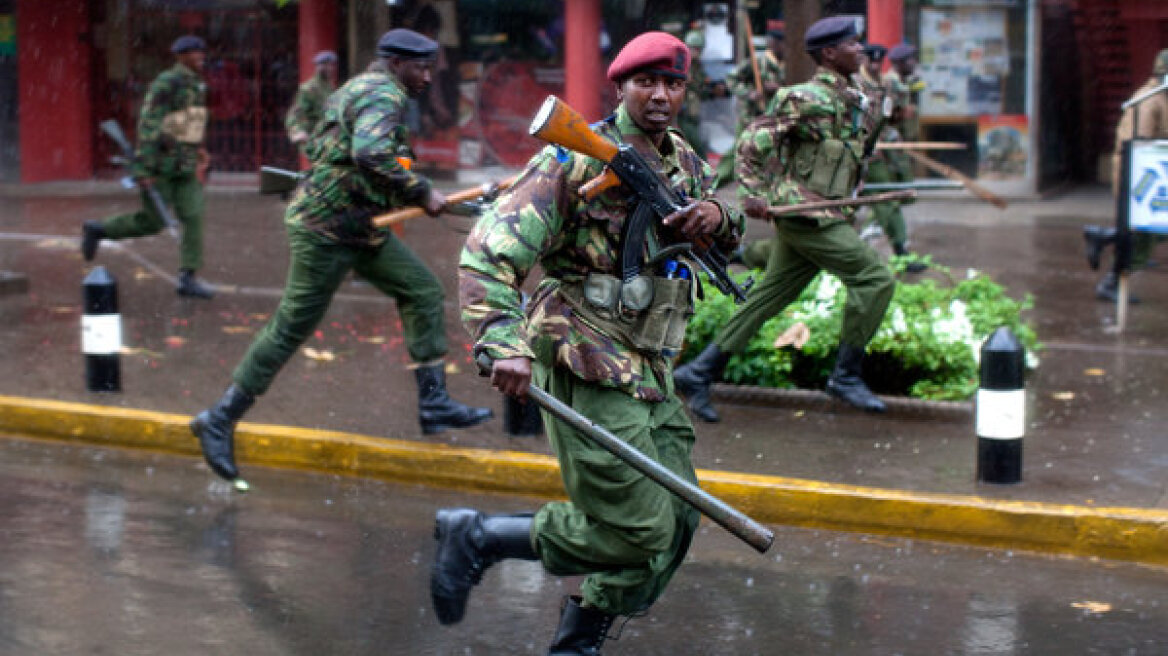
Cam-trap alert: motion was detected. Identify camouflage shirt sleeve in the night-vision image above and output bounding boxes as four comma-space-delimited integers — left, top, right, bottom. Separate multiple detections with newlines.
285, 80, 317, 138
350, 84, 432, 204
134, 72, 179, 177
734, 114, 788, 201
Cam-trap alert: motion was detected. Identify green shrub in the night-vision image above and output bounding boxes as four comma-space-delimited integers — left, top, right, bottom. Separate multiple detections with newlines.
682, 255, 1040, 401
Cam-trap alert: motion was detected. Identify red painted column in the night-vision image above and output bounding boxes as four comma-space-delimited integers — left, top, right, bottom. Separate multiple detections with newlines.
564, 0, 603, 122
17, 0, 93, 182
867, 0, 904, 72
299, 0, 338, 81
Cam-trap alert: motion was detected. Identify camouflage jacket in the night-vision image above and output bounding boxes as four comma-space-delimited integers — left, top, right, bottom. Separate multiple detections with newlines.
134, 63, 208, 178
856, 68, 909, 173
727, 51, 785, 130
736, 67, 879, 224
683, 59, 708, 122
882, 69, 922, 142
287, 64, 431, 249
460, 105, 743, 401
285, 72, 335, 144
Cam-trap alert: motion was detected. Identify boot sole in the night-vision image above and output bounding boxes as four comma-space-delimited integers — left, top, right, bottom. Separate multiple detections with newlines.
420, 411, 494, 435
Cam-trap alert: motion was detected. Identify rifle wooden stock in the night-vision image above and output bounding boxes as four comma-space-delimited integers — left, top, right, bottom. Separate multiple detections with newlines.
371, 176, 518, 228
903, 150, 1008, 210
529, 96, 623, 202
766, 190, 918, 218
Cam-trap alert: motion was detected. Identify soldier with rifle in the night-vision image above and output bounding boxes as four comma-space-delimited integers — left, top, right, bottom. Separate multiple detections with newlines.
431, 32, 743, 653
285, 50, 339, 153
190, 29, 492, 484
82, 35, 215, 299
674, 16, 895, 422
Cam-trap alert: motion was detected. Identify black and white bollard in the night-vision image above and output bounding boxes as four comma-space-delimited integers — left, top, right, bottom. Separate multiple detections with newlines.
976, 326, 1025, 483
82, 266, 121, 392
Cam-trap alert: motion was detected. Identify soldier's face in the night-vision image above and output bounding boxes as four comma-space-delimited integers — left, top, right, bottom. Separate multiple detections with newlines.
823, 37, 862, 77
393, 58, 433, 96
177, 50, 206, 74
618, 72, 687, 137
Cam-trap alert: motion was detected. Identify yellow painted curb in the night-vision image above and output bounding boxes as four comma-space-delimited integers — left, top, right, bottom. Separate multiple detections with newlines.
2, 394, 1166, 566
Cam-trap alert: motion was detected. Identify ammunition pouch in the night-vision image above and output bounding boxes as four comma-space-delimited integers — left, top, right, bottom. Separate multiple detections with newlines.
561, 273, 693, 357
162, 106, 209, 144
792, 138, 863, 199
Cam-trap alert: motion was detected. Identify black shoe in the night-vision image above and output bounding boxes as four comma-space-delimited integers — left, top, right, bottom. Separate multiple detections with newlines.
1083, 226, 1115, 271
430, 508, 536, 625
548, 596, 617, 656
825, 343, 886, 413
415, 364, 493, 434
1095, 272, 1140, 304
176, 269, 215, 299
189, 384, 255, 481
673, 344, 730, 423
81, 221, 105, 261
893, 243, 928, 273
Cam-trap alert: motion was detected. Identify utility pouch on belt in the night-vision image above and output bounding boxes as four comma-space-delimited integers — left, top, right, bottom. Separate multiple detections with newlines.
565, 273, 693, 357
795, 138, 862, 199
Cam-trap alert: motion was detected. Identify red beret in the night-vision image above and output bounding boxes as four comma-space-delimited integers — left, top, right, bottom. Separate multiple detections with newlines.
606, 31, 690, 82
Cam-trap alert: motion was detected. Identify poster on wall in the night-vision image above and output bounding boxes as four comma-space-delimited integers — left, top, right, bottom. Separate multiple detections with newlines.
919, 7, 1008, 116
1128, 140, 1168, 234
977, 115, 1028, 180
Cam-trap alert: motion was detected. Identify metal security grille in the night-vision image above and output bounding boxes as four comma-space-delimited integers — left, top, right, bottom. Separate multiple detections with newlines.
100, 2, 300, 174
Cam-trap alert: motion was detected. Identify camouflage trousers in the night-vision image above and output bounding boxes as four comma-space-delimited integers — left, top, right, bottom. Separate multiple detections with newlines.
232, 224, 447, 396
532, 362, 700, 616
716, 217, 895, 352
100, 173, 204, 270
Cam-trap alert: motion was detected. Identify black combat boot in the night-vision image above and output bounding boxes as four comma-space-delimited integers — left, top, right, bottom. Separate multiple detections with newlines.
672, 343, 730, 423
81, 221, 105, 261
893, 242, 927, 273
1095, 271, 1140, 304
430, 508, 538, 625
189, 384, 255, 481
176, 269, 215, 299
825, 343, 887, 413
1083, 225, 1115, 271
415, 364, 493, 434
547, 596, 617, 655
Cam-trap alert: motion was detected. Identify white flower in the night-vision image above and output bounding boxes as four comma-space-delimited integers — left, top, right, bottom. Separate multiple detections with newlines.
966, 268, 980, 279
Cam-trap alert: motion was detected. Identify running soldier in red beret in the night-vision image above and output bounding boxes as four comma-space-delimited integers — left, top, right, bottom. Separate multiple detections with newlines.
430, 31, 743, 653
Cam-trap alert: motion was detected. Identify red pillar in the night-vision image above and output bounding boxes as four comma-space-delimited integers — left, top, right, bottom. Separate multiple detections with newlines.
299, 0, 338, 81
17, 0, 93, 182
867, 0, 904, 72
564, 0, 603, 122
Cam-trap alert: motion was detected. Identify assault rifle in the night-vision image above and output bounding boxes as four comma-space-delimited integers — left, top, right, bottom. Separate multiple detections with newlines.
528, 96, 751, 303
100, 119, 180, 239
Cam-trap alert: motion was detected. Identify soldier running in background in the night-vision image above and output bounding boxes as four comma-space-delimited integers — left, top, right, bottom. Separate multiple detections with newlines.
431, 32, 742, 653
859, 43, 926, 272
715, 24, 785, 187
285, 50, 338, 153
679, 28, 710, 158
82, 35, 215, 299
190, 29, 492, 484
1083, 48, 1168, 303
674, 16, 894, 422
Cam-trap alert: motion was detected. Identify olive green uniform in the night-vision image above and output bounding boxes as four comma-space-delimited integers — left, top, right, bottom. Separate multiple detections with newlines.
232, 63, 446, 397
859, 67, 913, 249
460, 106, 742, 615
285, 71, 335, 152
717, 67, 893, 354
716, 51, 785, 186
100, 63, 208, 270
678, 58, 709, 158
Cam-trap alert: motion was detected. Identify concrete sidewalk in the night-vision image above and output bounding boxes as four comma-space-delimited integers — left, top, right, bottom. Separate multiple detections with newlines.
0, 181, 1166, 565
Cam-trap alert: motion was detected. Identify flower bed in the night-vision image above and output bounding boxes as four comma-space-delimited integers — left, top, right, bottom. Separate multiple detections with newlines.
682, 256, 1040, 401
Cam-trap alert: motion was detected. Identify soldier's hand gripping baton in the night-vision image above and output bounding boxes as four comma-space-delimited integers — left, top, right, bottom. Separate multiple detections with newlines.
371, 176, 519, 229
100, 119, 180, 239
528, 95, 751, 303
477, 355, 774, 554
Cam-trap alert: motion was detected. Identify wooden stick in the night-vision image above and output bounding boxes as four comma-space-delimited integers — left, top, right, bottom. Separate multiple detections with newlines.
876, 142, 966, 151
902, 150, 1008, 210
766, 190, 917, 217
372, 176, 518, 228
739, 11, 764, 101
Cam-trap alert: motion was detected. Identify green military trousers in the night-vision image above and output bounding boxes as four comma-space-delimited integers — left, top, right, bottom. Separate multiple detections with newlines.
531, 362, 700, 616
716, 217, 895, 352
864, 159, 909, 248
101, 173, 204, 271
232, 224, 448, 396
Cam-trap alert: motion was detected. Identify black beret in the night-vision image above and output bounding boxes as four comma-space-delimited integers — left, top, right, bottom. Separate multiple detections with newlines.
170, 35, 207, 54
889, 43, 918, 62
863, 43, 888, 62
377, 28, 438, 60
313, 50, 338, 65
804, 16, 864, 52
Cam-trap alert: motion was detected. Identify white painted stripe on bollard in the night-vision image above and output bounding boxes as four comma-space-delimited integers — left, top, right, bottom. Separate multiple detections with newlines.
975, 389, 1025, 440
81, 314, 122, 355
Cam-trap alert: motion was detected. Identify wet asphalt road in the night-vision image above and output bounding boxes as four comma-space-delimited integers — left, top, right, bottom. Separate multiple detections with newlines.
0, 184, 1166, 509
1, 436, 1165, 655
